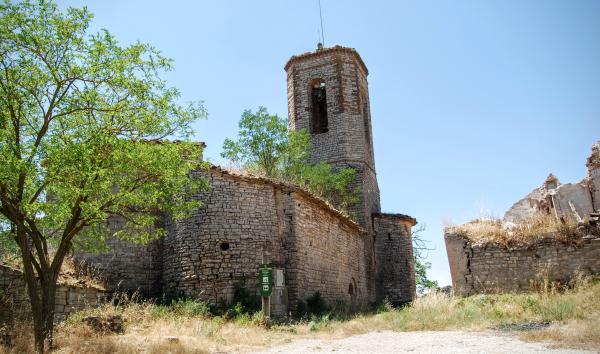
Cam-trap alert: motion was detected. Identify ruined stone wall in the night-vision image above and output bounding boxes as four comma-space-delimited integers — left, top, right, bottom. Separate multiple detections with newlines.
445, 233, 600, 296
289, 192, 369, 311
504, 141, 600, 223
588, 142, 600, 211
373, 214, 416, 305
74, 216, 162, 297
0, 265, 108, 322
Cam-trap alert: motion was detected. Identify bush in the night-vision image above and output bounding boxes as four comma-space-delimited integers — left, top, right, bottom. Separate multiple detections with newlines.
231, 285, 261, 314
150, 299, 211, 319
306, 292, 329, 316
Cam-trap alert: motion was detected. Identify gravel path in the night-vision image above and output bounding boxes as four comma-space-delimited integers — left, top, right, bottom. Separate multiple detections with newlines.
252, 330, 592, 354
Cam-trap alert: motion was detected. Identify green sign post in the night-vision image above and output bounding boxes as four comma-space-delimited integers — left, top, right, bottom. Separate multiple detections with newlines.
259, 266, 273, 297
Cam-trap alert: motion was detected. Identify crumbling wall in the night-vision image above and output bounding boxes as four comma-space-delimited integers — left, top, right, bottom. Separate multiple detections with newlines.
373, 214, 416, 305
0, 265, 108, 322
552, 181, 594, 220
588, 142, 600, 211
504, 141, 600, 223
444, 233, 600, 296
503, 188, 546, 223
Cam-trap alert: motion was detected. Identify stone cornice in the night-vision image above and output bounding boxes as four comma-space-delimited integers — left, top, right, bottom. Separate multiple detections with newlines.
284, 45, 369, 76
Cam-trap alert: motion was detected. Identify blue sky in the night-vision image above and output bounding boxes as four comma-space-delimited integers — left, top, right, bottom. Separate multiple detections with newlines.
58, 0, 600, 286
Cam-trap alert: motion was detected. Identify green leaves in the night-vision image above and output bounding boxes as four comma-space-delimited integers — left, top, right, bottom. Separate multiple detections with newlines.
221, 107, 358, 214
0, 0, 209, 253
222, 107, 292, 177
0, 1, 209, 349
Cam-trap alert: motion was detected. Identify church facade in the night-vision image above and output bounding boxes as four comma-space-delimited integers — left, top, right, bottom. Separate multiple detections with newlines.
76, 46, 416, 316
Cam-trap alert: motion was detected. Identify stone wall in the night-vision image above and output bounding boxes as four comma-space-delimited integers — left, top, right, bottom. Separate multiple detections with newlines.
0, 265, 108, 322
445, 233, 600, 296
163, 168, 372, 313
289, 192, 368, 311
373, 214, 416, 305
75, 219, 162, 297
161, 168, 286, 307
78, 166, 375, 315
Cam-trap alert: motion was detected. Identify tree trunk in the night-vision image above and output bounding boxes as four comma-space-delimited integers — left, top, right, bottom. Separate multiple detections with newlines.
22, 262, 46, 354
16, 229, 59, 353
28, 273, 58, 353
41, 280, 57, 350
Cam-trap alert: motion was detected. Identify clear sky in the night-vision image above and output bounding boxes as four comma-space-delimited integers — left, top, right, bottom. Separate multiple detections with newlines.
58, 0, 600, 286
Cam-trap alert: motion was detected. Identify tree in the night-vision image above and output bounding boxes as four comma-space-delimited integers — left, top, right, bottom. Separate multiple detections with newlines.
222, 106, 308, 178
0, 1, 208, 352
221, 107, 358, 212
412, 225, 439, 294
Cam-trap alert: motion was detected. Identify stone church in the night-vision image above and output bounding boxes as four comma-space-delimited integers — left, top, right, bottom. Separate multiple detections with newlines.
77, 45, 417, 316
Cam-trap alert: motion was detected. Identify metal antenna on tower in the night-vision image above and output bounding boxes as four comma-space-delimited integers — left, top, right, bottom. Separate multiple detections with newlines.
318, 0, 325, 47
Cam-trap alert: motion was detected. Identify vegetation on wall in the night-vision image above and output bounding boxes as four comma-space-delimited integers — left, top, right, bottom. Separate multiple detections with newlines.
222, 107, 358, 213
0, 1, 208, 352
446, 214, 600, 248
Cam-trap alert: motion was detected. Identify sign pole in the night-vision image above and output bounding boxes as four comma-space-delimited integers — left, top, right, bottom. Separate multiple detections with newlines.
260, 248, 271, 320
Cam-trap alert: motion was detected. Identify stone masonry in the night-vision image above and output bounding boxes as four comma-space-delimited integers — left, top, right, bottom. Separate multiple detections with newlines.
446, 141, 600, 296
0, 265, 108, 322
445, 233, 600, 296
73, 45, 417, 316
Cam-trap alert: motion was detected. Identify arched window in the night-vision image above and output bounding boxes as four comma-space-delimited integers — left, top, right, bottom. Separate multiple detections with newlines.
311, 79, 328, 134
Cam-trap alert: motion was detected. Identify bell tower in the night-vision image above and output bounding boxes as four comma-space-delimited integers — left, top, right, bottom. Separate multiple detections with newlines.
284, 45, 381, 231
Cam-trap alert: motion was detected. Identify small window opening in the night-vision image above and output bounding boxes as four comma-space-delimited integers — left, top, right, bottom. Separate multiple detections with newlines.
348, 283, 354, 295
219, 242, 230, 251
388, 233, 391, 241
229, 273, 233, 278
311, 80, 328, 134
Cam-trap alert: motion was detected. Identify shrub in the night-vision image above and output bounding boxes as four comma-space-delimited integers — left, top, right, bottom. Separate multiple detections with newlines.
231, 285, 261, 313
306, 292, 330, 317
446, 214, 598, 248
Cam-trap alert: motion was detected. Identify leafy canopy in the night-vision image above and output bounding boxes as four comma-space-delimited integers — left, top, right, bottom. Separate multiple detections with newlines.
0, 0, 208, 260
221, 107, 357, 212
0, 1, 208, 350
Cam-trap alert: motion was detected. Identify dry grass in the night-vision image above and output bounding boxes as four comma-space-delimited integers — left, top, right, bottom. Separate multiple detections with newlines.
2, 278, 599, 353
445, 213, 598, 248
521, 317, 600, 351
0, 254, 105, 291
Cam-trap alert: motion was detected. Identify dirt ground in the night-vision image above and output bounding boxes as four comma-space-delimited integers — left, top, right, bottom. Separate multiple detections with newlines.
251, 330, 593, 354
